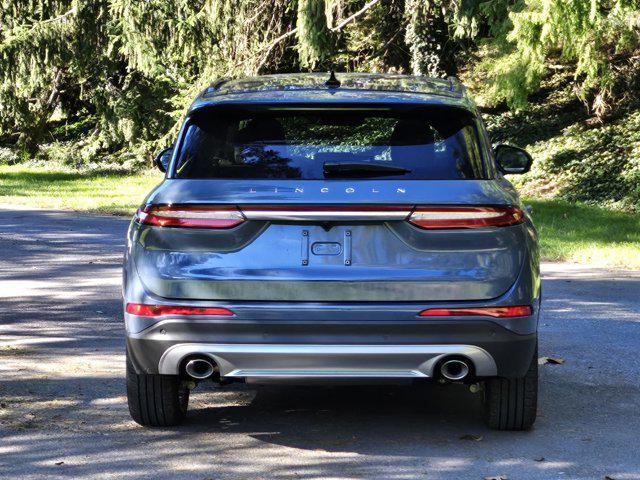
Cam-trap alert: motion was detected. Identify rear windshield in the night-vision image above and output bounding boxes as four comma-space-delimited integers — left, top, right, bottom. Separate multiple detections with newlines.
174, 107, 486, 179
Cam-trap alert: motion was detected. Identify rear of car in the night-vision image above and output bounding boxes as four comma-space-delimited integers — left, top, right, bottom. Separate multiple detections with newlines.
123, 74, 540, 430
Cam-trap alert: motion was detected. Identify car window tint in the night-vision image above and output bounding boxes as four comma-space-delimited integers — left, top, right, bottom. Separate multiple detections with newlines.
174, 109, 486, 179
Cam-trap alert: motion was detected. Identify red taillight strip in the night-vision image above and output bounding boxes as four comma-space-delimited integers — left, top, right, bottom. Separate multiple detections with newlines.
126, 303, 235, 317
136, 204, 523, 228
408, 206, 523, 229
419, 306, 532, 318
136, 205, 244, 228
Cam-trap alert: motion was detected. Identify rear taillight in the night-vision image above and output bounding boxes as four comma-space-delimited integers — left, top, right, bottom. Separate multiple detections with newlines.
135, 205, 244, 228
408, 206, 523, 229
125, 303, 234, 317
419, 306, 532, 318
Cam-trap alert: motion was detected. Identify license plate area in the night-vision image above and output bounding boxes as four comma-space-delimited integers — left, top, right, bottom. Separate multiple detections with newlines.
312, 242, 342, 256
301, 227, 352, 266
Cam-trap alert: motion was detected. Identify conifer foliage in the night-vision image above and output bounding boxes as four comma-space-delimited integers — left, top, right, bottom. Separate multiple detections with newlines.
482, 0, 640, 115
1, 0, 639, 166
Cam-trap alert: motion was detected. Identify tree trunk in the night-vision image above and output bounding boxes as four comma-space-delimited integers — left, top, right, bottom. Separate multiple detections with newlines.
17, 70, 64, 156
404, 0, 457, 78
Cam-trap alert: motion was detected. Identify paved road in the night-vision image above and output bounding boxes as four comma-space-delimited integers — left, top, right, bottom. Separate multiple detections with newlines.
1, 207, 639, 480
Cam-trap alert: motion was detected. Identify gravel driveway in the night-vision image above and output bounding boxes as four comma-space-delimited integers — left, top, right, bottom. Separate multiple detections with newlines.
1, 207, 639, 480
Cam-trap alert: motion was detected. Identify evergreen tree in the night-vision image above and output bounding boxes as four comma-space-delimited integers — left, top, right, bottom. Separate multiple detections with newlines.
482, 0, 640, 115
405, 0, 458, 77
4, 0, 634, 167
0, 1, 110, 154
297, 0, 333, 68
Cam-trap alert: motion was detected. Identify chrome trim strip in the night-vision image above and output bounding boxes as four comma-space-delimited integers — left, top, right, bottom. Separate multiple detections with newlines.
158, 343, 497, 378
240, 210, 411, 221
231, 369, 424, 378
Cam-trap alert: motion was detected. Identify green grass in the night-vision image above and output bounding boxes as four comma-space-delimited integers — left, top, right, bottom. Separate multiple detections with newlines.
0, 164, 162, 215
525, 198, 640, 269
1, 164, 639, 269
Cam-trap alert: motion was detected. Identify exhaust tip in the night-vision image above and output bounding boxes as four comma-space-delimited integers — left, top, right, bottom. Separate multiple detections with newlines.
185, 358, 215, 380
440, 359, 470, 381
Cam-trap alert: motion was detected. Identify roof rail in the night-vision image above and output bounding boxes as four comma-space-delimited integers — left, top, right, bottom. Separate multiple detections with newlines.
203, 77, 231, 96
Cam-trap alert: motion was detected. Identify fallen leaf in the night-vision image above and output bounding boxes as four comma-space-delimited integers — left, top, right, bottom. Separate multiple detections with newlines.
538, 356, 565, 365
55, 461, 64, 466
605, 476, 618, 480
534, 456, 545, 462
460, 434, 483, 441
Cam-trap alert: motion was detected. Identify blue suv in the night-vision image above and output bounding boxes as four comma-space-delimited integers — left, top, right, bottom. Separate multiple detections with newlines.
123, 73, 540, 430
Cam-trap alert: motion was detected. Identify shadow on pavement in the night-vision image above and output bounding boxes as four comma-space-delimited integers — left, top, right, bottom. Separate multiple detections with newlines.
1, 208, 640, 479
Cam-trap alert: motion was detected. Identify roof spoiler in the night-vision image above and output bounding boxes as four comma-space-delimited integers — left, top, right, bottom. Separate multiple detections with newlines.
202, 77, 231, 97
447, 76, 463, 93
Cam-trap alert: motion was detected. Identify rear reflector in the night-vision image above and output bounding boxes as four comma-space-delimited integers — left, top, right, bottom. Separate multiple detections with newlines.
126, 303, 234, 317
419, 306, 532, 318
409, 206, 523, 229
136, 205, 244, 228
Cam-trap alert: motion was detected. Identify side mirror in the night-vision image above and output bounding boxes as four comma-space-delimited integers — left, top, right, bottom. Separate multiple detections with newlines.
494, 144, 533, 174
153, 147, 173, 173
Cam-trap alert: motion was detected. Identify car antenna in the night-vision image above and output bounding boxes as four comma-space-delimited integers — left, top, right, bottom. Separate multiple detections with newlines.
325, 71, 341, 88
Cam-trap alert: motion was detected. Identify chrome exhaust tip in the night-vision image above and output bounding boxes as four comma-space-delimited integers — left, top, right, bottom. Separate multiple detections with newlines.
440, 359, 470, 381
184, 358, 215, 380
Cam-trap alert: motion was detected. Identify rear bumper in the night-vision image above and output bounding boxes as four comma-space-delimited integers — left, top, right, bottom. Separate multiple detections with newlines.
157, 343, 498, 377
126, 317, 537, 378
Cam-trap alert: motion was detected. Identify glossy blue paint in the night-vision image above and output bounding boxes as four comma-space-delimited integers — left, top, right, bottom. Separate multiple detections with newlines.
189, 73, 474, 114
204, 73, 462, 98
189, 90, 475, 113
123, 72, 540, 379
130, 219, 528, 302
144, 179, 520, 206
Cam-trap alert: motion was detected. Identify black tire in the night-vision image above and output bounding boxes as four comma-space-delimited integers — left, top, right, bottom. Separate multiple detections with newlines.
126, 351, 189, 427
483, 344, 538, 431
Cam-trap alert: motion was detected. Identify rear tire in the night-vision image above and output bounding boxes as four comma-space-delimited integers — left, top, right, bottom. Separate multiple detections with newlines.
126, 351, 189, 427
483, 344, 538, 431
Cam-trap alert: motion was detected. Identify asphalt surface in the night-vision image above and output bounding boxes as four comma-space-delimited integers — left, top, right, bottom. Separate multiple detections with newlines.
1, 206, 639, 480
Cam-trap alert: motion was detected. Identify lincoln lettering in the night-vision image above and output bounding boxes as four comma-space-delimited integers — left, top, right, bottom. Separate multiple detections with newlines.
248, 187, 407, 194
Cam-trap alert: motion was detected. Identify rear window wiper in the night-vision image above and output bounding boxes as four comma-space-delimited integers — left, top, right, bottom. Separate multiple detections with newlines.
323, 162, 411, 177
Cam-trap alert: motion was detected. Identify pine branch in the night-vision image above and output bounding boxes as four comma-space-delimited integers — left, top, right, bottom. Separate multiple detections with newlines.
329, 0, 381, 32
28, 7, 77, 31
229, 19, 298, 74
252, 0, 381, 72
258, 26, 300, 61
